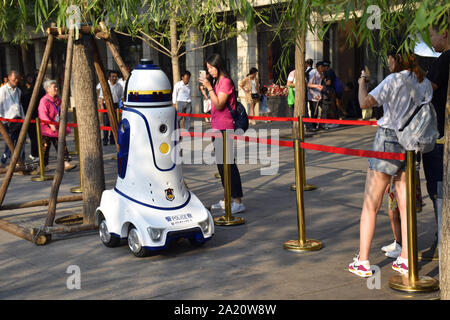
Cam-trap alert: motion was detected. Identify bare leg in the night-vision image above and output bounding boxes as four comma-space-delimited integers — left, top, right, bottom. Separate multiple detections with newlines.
359, 169, 391, 261
394, 171, 408, 259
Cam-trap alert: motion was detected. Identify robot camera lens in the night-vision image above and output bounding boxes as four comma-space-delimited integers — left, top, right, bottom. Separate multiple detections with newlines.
159, 124, 168, 134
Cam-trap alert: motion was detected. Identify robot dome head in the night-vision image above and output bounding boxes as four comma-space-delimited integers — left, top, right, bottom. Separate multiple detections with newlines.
125, 59, 172, 108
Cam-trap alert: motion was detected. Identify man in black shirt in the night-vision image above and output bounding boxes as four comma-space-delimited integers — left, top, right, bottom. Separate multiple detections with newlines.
421, 20, 449, 260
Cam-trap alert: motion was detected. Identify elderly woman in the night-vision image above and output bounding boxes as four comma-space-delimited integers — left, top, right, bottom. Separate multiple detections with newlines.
239, 67, 260, 125
38, 80, 76, 171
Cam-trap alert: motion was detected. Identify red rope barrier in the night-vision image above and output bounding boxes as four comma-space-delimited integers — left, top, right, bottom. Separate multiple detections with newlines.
0, 117, 404, 160
303, 118, 378, 126
301, 142, 405, 160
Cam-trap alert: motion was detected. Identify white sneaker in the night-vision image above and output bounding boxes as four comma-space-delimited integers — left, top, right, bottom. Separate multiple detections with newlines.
28, 155, 39, 163
228, 202, 246, 214
381, 240, 398, 253
386, 245, 402, 258
211, 200, 225, 210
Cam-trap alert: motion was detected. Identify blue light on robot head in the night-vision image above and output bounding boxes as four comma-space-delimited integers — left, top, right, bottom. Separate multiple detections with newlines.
135, 59, 160, 70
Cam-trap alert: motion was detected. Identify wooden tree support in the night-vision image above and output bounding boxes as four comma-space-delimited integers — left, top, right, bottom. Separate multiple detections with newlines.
0, 195, 82, 210
0, 219, 47, 245
0, 22, 131, 244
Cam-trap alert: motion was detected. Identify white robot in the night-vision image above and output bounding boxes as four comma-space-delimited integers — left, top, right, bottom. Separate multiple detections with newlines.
96, 59, 214, 257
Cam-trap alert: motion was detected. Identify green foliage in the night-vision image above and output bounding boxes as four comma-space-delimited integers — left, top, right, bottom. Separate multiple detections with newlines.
0, 0, 261, 59
266, 0, 449, 79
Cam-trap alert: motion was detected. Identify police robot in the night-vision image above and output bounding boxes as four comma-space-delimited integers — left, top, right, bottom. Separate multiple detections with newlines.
96, 59, 214, 257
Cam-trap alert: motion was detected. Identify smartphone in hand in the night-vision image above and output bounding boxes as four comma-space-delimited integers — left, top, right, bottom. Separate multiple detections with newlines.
199, 70, 206, 82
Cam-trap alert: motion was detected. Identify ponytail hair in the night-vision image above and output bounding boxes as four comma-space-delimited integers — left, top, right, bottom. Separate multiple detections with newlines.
388, 51, 425, 83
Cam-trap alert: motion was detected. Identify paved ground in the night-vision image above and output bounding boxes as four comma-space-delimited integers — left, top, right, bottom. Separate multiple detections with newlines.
0, 119, 441, 300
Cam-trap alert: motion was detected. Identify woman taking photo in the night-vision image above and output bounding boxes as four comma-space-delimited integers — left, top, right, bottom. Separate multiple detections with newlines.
348, 51, 433, 277
239, 67, 260, 125
199, 53, 245, 214
38, 80, 76, 172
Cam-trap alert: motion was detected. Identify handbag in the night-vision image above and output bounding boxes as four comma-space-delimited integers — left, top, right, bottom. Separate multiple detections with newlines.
396, 101, 439, 153
287, 86, 295, 106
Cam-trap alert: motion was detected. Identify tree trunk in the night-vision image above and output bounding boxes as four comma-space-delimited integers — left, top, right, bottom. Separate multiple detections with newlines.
293, 29, 306, 139
170, 15, 180, 86
20, 44, 30, 76
441, 61, 450, 299
72, 35, 105, 225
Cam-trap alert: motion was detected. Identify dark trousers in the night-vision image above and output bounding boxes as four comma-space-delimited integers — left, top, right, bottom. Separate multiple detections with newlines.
217, 163, 244, 199
28, 123, 39, 158
103, 103, 118, 144
307, 100, 320, 129
422, 143, 443, 238
213, 133, 244, 199
42, 136, 70, 166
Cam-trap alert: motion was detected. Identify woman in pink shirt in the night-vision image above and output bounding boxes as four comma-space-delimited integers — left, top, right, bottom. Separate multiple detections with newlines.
199, 54, 245, 214
38, 80, 76, 171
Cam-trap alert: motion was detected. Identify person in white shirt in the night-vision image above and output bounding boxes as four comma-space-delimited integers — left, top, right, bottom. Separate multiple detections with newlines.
172, 71, 192, 130
98, 70, 124, 145
0, 70, 25, 164
348, 52, 433, 278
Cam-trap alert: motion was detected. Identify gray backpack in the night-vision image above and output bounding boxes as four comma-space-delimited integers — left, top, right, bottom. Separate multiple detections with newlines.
396, 101, 439, 153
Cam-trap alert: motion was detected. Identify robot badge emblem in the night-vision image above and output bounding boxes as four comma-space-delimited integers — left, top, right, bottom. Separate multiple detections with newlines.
165, 188, 175, 201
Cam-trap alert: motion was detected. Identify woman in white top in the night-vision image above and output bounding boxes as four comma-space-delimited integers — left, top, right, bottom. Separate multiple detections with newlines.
239, 67, 260, 125
348, 52, 433, 278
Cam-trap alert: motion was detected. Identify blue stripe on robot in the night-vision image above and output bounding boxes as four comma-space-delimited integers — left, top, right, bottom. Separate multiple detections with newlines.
114, 187, 191, 211
127, 93, 172, 103
122, 107, 177, 172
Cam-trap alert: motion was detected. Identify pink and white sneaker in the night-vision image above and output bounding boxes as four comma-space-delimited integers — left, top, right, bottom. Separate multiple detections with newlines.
348, 255, 373, 278
392, 257, 408, 275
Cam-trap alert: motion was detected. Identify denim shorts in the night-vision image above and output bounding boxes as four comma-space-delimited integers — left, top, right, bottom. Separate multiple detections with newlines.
368, 127, 405, 176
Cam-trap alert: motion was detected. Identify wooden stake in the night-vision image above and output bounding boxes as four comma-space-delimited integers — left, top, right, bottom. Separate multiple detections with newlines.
0, 195, 82, 210
0, 219, 46, 244
100, 22, 130, 80
45, 29, 75, 229
0, 30, 54, 206
92, 38, 120, 151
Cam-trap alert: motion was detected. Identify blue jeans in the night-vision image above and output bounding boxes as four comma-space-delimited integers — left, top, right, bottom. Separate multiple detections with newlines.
368, 127, 405, 176
2, 122, 25, 162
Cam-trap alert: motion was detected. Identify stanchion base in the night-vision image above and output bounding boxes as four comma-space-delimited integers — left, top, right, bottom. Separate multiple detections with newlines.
70, 186, 83, 194
31, 175, 54, 182
214, 215, 245, 226
283, 239, 322, 252
290, 183, 318, 192
389, 275, 439, 293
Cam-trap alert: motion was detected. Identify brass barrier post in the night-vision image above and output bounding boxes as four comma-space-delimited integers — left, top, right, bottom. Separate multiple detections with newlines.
291, 117, 317, 192
389, 151, 439, 292
70, 108, 82, 193
214, 130, 245, 226
69, 108, 79, 156
283, 118, 321, 252
31, 118, 54, 182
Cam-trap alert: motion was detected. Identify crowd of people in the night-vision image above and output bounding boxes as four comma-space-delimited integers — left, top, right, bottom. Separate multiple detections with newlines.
0, 71, 77, 172
286, 59, 357, 131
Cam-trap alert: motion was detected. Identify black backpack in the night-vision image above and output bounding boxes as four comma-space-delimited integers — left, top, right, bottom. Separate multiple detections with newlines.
225, 82, 249, 133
